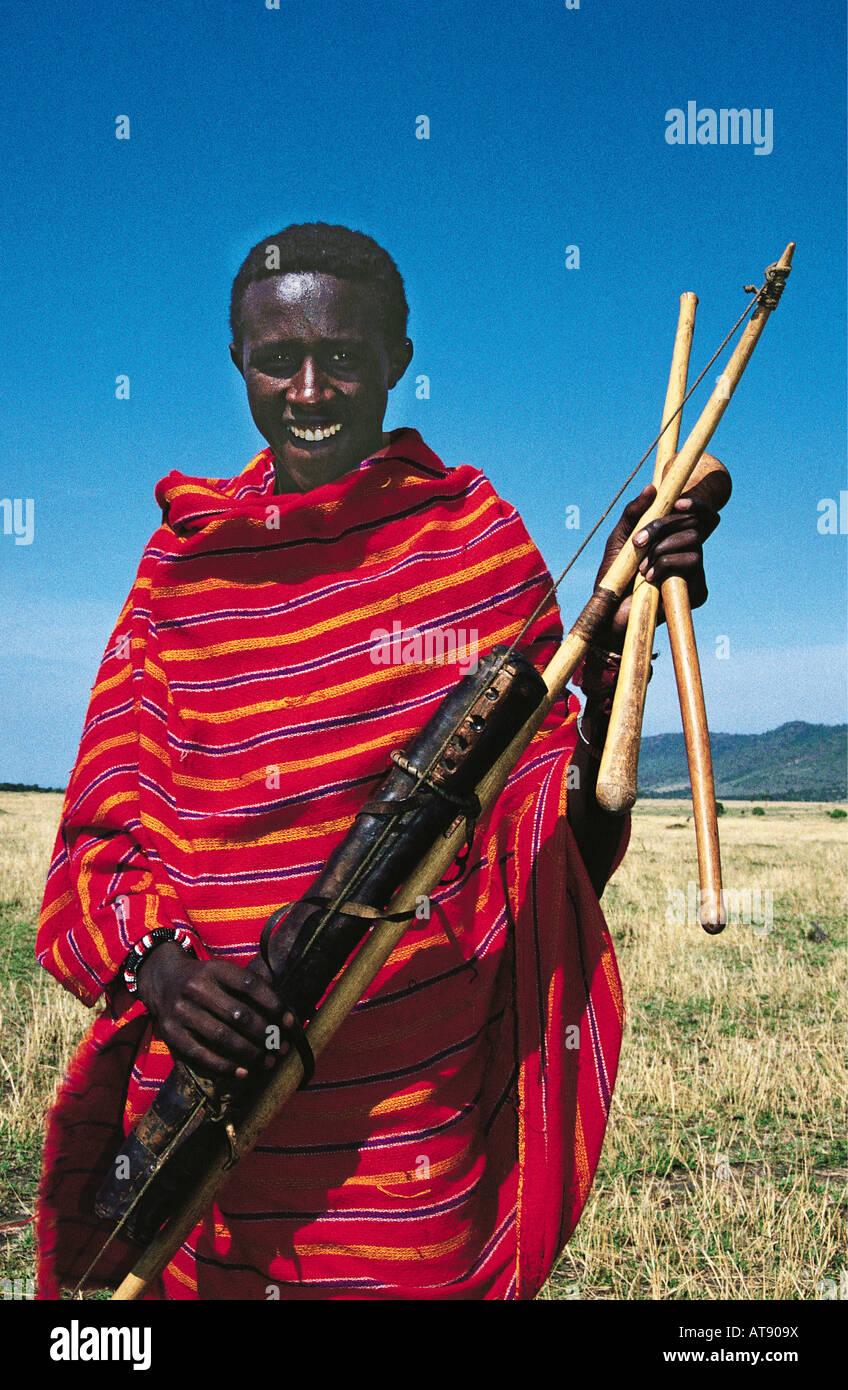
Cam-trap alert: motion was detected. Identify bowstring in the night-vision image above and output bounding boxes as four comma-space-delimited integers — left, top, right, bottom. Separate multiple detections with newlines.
505, 285, 762, 649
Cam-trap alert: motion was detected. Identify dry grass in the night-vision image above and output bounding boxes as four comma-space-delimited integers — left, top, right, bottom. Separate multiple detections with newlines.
0, 792, 845, 1299
0, 794, 89, 1131
0, 793, 89, 1284
541, 800, 847, 1301
0, 792, 65, 924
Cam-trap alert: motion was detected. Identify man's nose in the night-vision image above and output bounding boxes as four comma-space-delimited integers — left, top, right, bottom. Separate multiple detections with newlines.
287, 356, 331, 406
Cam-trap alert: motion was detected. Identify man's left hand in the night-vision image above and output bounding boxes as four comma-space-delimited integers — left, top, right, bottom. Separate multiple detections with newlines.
594, 452, 730, 648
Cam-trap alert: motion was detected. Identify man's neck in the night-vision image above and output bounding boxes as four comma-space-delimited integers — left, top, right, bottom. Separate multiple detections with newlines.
272, 432, 395, 495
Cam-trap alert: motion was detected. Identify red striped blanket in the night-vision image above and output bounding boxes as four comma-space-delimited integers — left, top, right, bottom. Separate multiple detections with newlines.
35, 429, 626, 1300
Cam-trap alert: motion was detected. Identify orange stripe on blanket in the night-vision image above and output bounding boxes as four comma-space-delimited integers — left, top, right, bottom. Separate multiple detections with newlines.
72, 730, 136, 778
601, 946, 625, 1023
45, 940, 81, 987
88, 660, 133, 703
162, 1256, 198, 1293
237, 450, 270, 477
295, 1227, 474, 1262
168, 725, 420, 790
77, 849, 123, 976
573, 1105, 592, 1207
141, 812, 355, 858
151, 493, 503, 601
157, 542, 538, 663
340, 1147, 473, 1190
169, 615, 535, 724
38, 888, 74, 928
368, 1085, 436, 1117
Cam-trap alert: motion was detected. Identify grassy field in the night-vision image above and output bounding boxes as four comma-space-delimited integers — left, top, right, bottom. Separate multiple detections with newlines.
0, 790, 845, 1300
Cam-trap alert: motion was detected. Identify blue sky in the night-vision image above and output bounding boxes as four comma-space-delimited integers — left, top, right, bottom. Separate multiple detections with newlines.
1, 0, 845, 785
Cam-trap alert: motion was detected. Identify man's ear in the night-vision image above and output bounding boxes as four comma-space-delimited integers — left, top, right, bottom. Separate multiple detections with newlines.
388, 337, 414, 389
229, 342, 244, 376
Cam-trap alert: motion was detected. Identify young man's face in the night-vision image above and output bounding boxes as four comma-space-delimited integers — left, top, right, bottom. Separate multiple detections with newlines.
230, 272, 413, 492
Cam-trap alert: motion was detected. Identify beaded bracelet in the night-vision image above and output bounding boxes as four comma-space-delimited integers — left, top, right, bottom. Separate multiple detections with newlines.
122, 927, 197, 995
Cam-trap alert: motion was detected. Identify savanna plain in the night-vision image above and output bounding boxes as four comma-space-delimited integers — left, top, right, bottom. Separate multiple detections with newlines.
0, 791, 844, 1300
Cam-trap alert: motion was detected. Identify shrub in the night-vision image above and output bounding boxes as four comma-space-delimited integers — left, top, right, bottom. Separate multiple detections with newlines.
828, 807, 847, 820
752, 806, 765, 816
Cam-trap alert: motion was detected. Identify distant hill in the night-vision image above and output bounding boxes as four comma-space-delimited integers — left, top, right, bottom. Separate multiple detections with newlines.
2, 721, 847, 802
0, 782, 65, 794
637, 722, 847, 800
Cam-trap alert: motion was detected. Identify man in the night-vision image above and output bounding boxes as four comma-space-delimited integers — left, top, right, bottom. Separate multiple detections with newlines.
36, 224, 721, 1300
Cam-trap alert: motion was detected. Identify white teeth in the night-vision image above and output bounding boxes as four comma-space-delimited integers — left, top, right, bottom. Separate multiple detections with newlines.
288, 422, 342, 442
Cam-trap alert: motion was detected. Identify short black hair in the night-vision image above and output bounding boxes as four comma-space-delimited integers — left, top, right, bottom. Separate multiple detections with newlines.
230, 222, 409, 350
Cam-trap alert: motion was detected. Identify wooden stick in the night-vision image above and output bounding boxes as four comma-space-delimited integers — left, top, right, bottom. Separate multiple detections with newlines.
111, 244, 794, 1300
595, 294, 728, 929
664, 578, 725, 930
597, 292, 698, 812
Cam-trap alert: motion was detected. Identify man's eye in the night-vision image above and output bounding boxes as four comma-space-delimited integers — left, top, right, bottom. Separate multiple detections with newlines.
256, 354, 297, 374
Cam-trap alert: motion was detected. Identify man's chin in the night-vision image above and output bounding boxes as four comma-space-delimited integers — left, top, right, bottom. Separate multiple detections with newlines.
274, 444, 362, 493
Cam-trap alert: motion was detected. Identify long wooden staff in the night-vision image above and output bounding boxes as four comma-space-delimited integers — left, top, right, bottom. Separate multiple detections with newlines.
111, 244, 794, 1300
663, 519, 727, 930
597, 292, 698, 813
596, 294, 729, 930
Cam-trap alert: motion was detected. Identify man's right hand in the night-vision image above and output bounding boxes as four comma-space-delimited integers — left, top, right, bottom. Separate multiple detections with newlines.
136, 944, 288, 1084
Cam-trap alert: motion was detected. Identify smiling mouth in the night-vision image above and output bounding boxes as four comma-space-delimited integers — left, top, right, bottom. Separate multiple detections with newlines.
286, 421, 343, 443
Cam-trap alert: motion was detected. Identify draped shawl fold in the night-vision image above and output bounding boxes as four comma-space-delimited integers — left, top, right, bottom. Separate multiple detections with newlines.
35, 430, 626, 1300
